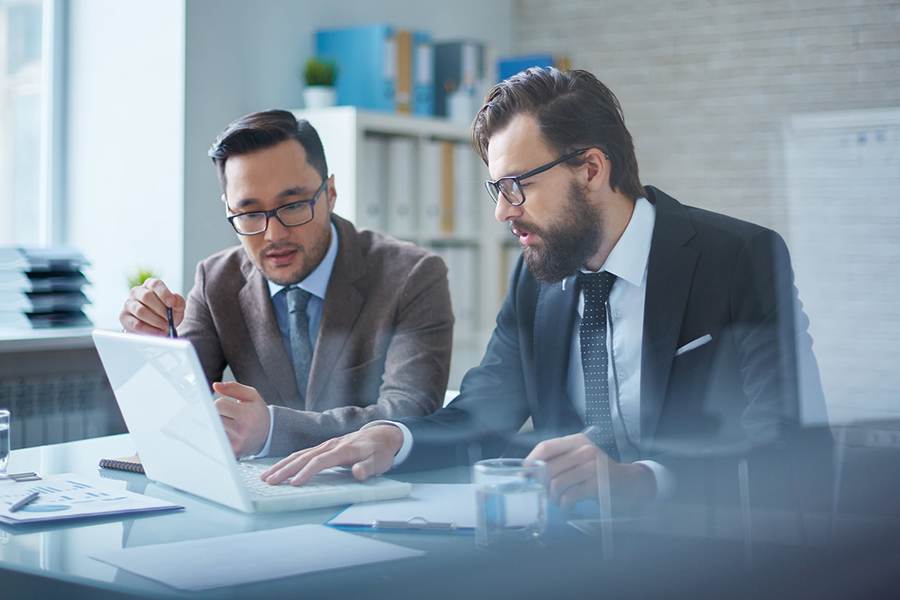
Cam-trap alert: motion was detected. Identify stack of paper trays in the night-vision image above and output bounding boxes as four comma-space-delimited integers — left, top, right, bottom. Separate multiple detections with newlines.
0, 246, 92, 329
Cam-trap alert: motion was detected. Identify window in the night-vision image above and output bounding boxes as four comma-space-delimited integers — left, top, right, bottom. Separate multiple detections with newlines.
0, 0, 62, 246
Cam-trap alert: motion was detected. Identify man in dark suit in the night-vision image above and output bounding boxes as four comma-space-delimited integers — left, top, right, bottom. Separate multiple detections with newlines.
118, 110, 453, 458
260, 68, 828, 505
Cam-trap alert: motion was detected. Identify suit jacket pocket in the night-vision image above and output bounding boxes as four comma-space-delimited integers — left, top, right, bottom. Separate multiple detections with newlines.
667, 338, 722, 437
671, 334, 716, 380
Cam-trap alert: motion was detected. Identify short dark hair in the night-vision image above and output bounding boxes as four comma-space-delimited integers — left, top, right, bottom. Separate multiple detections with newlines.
208, 109, 328, 187
473, 68, 643, 200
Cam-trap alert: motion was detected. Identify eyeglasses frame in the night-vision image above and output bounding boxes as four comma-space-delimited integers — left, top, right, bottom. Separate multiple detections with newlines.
224, 178, 329, 236
484, 147, 595, 207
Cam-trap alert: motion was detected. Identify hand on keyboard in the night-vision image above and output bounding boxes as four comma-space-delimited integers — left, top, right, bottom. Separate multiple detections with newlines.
239, 464, 356, 496
259, 425, 404, 486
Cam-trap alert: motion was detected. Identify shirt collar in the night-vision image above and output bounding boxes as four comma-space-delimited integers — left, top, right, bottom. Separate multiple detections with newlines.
267, 221, 339, 300
562, 196, 656, 290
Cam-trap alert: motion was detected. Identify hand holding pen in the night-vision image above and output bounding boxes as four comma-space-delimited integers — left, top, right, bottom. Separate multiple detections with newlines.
119, 278, 186, 337
166, 308, 179, 339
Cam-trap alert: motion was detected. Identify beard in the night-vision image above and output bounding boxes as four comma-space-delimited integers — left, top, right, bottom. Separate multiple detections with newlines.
254, 229, 331, 287
517, 182, 603, 283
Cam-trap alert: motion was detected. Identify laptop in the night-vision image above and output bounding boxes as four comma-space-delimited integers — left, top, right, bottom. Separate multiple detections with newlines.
92, 330, 412, 513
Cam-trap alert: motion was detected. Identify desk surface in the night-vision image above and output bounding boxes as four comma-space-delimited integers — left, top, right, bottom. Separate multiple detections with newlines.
2, 435, 899, 600
0, 435, 544, 599
0, 435, 490, 599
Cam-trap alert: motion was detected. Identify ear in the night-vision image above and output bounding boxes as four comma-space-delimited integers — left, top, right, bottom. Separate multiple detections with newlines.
326, 175, 337, 212
581, 148, 610, 192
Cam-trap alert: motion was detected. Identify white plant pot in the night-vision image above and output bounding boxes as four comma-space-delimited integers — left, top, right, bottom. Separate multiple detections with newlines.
303, 86, 336, 110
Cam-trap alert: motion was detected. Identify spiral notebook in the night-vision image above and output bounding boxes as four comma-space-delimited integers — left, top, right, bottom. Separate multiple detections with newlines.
99, 454, 145, 474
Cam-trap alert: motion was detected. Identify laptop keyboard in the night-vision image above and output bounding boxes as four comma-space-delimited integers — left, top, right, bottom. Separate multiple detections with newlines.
237, 462, 357, 497
230, 461, 412, 512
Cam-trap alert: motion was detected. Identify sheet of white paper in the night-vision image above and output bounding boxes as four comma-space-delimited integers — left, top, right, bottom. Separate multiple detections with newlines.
0, 473, 181, 524
91, 524, 424, 591
329, 483, 478, 529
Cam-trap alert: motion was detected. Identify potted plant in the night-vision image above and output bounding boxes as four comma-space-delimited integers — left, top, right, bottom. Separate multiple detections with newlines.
302, 57, 338, 109
127, 268, 158, 290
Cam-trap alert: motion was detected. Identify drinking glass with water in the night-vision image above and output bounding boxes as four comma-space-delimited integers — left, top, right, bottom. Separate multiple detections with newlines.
0, 409, 9, 475
473, 458, 547, 548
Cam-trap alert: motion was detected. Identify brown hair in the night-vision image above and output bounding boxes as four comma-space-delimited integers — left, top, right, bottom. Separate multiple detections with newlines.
473, 68, 643, 200
208, 109, 328, 188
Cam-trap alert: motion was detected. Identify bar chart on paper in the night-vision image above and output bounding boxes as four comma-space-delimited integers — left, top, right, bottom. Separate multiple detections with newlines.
0, 473, 181, 524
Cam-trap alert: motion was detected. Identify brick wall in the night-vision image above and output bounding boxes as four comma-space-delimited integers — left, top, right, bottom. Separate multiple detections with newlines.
513, 0, 900, 422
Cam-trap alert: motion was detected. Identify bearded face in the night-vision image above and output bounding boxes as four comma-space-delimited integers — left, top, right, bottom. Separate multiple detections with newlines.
515, 181, 603, 283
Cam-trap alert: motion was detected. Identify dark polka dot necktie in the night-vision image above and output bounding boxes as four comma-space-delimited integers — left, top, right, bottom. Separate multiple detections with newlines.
577, 271, 619, 461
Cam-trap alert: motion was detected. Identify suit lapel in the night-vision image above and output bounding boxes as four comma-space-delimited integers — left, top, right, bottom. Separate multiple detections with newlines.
533, 274, 581, 433
306, 216, 366, 411
641, 187, 699, 449
238, 257, 300, 406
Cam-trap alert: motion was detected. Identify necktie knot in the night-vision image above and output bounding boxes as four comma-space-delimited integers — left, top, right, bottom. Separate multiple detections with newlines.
576, 271, 617, 304
286, 287, 312, 314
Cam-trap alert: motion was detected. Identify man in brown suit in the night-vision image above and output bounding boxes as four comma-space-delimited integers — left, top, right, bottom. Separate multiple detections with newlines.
118, 110, 453, 458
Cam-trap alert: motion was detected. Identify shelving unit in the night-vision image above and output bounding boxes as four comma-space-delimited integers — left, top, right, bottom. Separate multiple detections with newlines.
293, 107, 517, 387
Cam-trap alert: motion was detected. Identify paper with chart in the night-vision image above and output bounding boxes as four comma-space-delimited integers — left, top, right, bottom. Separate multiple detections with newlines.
0, 473, 182, 524
91, 524, 425, 591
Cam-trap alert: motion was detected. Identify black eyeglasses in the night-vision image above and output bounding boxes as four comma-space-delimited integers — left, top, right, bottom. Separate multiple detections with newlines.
484, 148, 591, 207
224, 179, 327, 236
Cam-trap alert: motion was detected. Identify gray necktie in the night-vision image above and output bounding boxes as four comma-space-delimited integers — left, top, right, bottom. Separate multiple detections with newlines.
286, 287, 313, 407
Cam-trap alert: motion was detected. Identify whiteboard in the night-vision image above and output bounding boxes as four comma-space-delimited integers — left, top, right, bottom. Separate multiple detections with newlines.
784, 108, 900, 424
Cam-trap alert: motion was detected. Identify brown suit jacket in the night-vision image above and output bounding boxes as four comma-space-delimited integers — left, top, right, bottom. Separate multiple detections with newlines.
179, 215, 453, 456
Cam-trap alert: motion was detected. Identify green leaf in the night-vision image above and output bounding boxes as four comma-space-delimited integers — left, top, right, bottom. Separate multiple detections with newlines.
127, 268, 159, 290
303, 57, 337, 87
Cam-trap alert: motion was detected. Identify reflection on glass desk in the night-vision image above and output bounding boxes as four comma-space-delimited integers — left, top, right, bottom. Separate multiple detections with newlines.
0, 434, 480, 598
2, 433, 900, 600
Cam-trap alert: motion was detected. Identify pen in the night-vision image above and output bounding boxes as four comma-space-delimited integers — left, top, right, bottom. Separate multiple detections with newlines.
9, 491, 40, 513
372, 518, 457, 531
166, 307, 178, 339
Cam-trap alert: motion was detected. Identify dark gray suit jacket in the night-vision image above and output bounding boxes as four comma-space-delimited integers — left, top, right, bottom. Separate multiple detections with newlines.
398, 187, 830, 496
179, 215, 453, 456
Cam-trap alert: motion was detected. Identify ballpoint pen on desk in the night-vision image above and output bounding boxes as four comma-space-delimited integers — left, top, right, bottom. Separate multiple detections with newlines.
9, 491, 40, 513
372, 517, 458, 531
166, 307, 178, 339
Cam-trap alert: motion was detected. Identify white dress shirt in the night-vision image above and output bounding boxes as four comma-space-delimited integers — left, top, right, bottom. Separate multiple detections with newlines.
566, 197, 673, 497
376, 198, 674, 497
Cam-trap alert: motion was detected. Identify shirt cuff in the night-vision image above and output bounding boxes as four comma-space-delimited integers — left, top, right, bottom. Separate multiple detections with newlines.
634, 459, 676, 500
244, 405, 275, 459
362, 420, 413, 467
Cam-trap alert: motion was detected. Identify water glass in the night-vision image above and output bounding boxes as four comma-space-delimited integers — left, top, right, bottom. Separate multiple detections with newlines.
0, 409, 9, 475
473, 458, 547, 548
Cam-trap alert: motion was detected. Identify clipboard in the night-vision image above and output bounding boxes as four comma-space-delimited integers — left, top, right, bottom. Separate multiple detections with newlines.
327, 483, 476, 532
371, 516, 465, 531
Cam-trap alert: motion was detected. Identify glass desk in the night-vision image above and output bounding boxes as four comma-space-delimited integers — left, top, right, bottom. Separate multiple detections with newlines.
0, 434, 493, 598
2, 434, 899, 600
